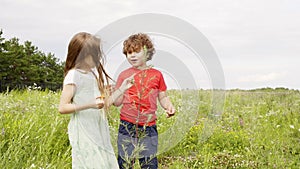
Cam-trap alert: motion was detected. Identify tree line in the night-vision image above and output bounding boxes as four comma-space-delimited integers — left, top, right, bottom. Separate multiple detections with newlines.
0, 29, 64, 92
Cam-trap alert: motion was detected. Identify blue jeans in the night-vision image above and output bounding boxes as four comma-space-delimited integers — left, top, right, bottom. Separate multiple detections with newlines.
117, 120, 158, 169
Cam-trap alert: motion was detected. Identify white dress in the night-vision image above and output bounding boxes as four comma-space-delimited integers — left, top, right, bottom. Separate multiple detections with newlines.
64, 69, 118, 169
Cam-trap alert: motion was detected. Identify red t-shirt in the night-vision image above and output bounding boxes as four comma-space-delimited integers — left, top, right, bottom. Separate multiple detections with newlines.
115, 67, 167, 126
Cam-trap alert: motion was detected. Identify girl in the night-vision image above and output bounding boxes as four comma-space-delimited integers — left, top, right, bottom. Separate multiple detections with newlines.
58, 32, 133, 168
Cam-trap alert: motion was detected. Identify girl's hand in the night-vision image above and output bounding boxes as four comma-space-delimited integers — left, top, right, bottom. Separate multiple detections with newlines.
94, 96, 104, 109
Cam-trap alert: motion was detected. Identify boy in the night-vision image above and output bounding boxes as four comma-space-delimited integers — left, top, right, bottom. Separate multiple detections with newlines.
114, 33, 175, 169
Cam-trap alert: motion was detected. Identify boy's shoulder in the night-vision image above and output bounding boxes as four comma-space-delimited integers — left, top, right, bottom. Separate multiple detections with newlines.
119, 67, 161, 73
118, 67, 163, 78
119, 67, 135, 74
118, 67, 136, 79
148, 67, 163, 75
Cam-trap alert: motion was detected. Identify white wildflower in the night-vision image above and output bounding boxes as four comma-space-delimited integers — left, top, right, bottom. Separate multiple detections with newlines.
30, 163, 36, 168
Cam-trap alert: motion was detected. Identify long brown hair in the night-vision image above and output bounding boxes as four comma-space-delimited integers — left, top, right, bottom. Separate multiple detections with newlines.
64, 32, 111, 95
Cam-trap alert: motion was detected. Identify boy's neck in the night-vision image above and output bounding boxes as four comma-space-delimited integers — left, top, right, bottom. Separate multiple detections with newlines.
134, 65, 151, 70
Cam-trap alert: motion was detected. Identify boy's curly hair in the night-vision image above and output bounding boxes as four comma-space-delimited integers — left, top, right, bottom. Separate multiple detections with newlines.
123, 33, 155, 61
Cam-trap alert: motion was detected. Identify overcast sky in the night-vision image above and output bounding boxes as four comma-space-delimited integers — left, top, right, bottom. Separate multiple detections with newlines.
1, 0, 299, 90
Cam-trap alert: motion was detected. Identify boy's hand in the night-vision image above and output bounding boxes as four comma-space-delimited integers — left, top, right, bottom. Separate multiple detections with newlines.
120, 74, 135, 91
166, 105, 175, 118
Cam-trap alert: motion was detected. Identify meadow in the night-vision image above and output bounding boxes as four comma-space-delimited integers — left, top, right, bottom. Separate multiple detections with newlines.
0, 88, 299, 168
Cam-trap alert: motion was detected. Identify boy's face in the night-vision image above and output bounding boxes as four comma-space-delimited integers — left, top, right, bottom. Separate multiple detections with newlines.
126, 47, 147, 68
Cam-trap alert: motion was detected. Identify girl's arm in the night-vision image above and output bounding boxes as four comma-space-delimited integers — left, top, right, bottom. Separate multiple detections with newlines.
58, 84, 103, 114
158, 91, 175, 118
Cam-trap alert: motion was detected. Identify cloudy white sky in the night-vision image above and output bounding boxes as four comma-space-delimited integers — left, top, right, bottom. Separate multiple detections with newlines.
1, 0, 299, 90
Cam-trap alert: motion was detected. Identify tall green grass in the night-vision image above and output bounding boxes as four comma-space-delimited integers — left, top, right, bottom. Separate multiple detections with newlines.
0, 90, 71, 168
1, 89, 299, 168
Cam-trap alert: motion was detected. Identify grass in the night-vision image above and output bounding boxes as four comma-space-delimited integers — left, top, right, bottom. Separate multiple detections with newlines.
1, 88, 299, 168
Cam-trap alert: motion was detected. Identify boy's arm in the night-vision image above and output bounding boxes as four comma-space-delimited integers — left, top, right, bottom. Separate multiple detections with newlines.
110, 86, 126, 107
158, 91, 175, 118
112, 74, 125, 107
112, 74, 135, 107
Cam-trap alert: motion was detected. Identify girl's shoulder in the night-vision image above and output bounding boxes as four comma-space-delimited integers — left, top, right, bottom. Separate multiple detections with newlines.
69, 68, 95, 77
65, 69, 76, 77
63, 69, 79, 86
64, 68, 89, 81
